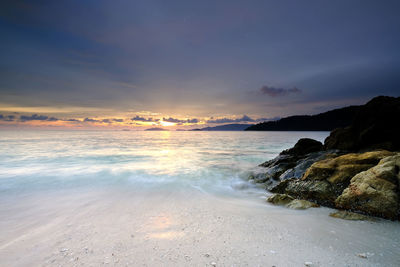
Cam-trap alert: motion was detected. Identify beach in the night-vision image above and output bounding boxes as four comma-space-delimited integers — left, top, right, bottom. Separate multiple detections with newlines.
0, 131, 399, 266
1, 187, 400, 266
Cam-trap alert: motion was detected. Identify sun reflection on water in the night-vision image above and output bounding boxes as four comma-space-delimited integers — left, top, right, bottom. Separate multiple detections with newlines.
140, 213, 185, 240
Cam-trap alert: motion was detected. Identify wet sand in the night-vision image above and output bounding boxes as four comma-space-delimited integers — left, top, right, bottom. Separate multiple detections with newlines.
0, 187, 399, 266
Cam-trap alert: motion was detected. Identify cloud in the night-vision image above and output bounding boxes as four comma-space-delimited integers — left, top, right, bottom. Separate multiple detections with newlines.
163, 117, 183, 123
92, 118, 125, 123
163, 117, 199, 124
207, 115, 255, 123
19, 114, 59, 122
0, 114, 16, 121
259, 85, 301, 97
83, 117, 100, 122
131, 115, 157, 122
207, 115, 279, 124
65, 118, 80, 122
186, 118, 199, 123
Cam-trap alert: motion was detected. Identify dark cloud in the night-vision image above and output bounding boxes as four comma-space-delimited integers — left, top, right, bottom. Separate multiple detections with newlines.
163, 117, 199, 124
65, 118, 80, 122
207, 115, 278, 124
131, 116, 156, 122
163, 117, 183, 123
1, 1, 399, 120
207, 115, 254, 124
0, 114, 16, 121
19, 114, 58, 122
187, 118, 199, 123
83, 117, 100, 122
259, 86, 302, 97
98, 118, 125, 123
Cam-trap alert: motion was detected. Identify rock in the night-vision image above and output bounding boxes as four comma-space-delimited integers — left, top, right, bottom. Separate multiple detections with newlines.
303, 150, 394, 184
335, 154, 400, 220
267, 194, 319, 209
279, 151, 339, 180
356, 252, 374, 259
325, 96, 400, 151
267, 194, 294, 205
329, 210, 375, 221
270, 151, 394, 207
273, 179, 337, 206
286, 199, 319, 209
253, 143, 337, 190
304, 262, 313, 266
280, 138, 323, 156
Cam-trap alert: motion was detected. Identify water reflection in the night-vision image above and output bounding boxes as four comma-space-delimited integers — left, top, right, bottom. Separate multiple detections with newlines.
141, 213, 185, 240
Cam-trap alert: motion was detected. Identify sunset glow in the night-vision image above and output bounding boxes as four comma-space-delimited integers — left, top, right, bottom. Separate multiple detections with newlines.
1, 1, 399, 130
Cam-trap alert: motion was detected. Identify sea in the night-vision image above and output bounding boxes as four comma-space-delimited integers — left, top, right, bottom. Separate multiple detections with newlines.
1, 130, 400, 266
0, 130, 329, 197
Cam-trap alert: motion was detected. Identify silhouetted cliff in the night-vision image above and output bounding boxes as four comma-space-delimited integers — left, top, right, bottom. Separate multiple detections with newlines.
245, 106, 361, 131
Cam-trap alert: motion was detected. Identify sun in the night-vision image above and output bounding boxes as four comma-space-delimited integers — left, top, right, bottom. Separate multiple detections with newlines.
159, 120, 175, 127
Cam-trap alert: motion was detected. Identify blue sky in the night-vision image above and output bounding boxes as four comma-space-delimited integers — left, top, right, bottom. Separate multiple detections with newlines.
1, 0, 400, 128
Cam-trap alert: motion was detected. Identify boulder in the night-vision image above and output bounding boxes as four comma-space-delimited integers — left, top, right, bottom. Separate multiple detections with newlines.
303, 150, 394, 185
286, 199, 319, 209
324, 96, 400, 151
271, 150, 394, 207
266, 194, 319, 209
279, 151, 338, 180
280, 138, 323, 156
272, 178, 337, 206
252, 138, 335, 190
267, 194, 294, 205
335, 154, 400, 220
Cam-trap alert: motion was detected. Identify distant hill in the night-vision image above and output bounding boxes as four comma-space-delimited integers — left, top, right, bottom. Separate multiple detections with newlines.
191, 124, 253, 131
245, 105, 361, 131
145, 127, 169, 131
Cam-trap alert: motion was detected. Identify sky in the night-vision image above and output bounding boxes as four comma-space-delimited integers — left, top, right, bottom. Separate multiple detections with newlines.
1, 0, 400, 129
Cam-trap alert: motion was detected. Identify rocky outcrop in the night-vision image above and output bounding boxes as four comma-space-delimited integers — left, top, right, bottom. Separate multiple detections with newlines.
249, 138, 335, 190
271, 150, 394, 207
267, 194, 319, 209
280, 138, 323, 156
253, 96, 400, 220
325, 96, 400, 151
335, 154, 400, 220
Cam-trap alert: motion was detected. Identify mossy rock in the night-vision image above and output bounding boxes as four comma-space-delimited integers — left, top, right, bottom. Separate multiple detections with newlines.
329, 210, 375, 221
335, 154, 400, 220
286, 199, 319, 210
303, 150, 394, 184
267, 193, 294, 205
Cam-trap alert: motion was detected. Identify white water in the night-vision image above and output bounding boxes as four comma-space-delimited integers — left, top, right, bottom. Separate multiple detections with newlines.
0, 130, 329, 196
0, 130, 399, 266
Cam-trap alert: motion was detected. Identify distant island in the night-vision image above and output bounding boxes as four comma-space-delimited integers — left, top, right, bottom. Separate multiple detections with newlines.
245, 105, 361, 131
145, 127, 169, 131
191, 124, 253, 131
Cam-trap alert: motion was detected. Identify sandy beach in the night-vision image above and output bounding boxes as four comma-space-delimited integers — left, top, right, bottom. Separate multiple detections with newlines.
1, 187, 399, 267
